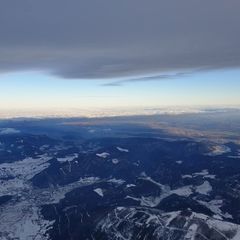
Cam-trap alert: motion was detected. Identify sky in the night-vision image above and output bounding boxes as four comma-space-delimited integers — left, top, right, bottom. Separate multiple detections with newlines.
0, 69, 239, 111
0, 0, 240, 115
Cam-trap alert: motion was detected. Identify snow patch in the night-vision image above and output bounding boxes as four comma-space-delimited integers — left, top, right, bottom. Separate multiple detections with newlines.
111, 158, 119, 164
206, 145, 231, 156
197, 199, 233, 220
96, 152, 110, 158
116, 147, 129, 152
195, 181, 212, 195
182, 175, 193, 179
0, 128, 20, 135
57, 153, 78, 163
193, 169, 209, 177
94, 188, 104, 197
126, 184, 136, 188
171, 185, 193, 197
192, 169, 216, 179
0, 202, 53, 240
185, 223, 198, 240
107, 178, 125, 185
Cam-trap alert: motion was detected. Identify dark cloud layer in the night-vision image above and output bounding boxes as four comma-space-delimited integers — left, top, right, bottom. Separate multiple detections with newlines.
0, 0, 240, 79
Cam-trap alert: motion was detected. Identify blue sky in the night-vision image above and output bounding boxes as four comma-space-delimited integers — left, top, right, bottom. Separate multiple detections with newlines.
0, 69, 239, 111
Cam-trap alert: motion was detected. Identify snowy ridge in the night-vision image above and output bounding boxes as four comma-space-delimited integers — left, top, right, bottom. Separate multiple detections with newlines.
96, 207, 240, 240
129, 176, 213, 208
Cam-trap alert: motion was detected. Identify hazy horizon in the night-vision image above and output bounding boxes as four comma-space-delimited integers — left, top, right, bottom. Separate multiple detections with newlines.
1, 68, 240, 114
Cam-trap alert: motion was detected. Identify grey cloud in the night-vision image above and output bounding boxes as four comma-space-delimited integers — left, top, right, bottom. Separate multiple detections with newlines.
102, 71, 196, 86
0, 0, 240, 79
